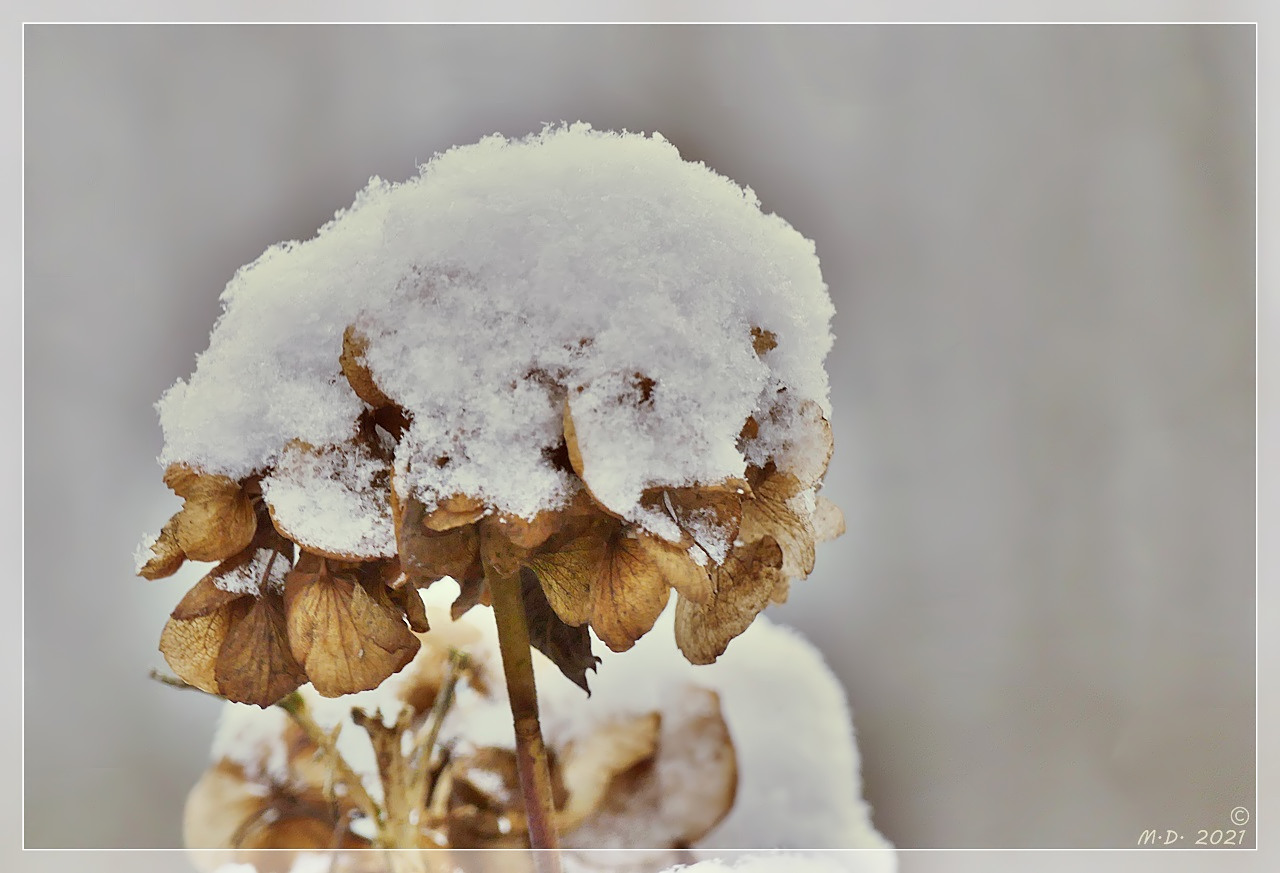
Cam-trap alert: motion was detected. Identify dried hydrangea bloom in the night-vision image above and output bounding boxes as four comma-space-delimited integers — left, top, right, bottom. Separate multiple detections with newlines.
186, 592, 737, 866
140, 123, 840, 704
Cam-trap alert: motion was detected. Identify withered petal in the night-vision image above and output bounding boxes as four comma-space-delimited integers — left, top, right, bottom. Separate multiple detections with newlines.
637, 533, 713, 605
590, 532, 672, 653
160, 606, 235, 694
163, 464, 258, 563
524, 525, 600, 627
340, 324, 394, 409
138, 519, 187, 580
171, 571, 249, 621
739, 469, 816, 580
423, 494, 486, 532
556, 713, 660, 833
674, 536, 784, 665
215, 596, 308, 707
284, 558, 420, 697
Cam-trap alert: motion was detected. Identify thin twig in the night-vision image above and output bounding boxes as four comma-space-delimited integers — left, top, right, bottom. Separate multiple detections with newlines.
148, 669, 220, 697
277, 692, 384, 827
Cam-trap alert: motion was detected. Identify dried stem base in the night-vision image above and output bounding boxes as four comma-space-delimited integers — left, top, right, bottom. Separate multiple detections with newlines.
489, 570, 563, 873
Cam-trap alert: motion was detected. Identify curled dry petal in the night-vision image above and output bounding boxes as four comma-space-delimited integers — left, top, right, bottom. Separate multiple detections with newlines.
740, 467, 817, 580
423, 494, 486, 532
639, 483, 744, 568
163, 463, 258, 563
555, 713, 660, 832
675, 536, 785, 665
283, 553, 420, 697
488, 508, 564, 550
564, 686, 737, 850
340, 324, 394, 409
137, 519, 187, 580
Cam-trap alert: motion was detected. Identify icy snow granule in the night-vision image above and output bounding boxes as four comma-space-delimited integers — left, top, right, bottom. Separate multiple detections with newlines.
157, 123, 833, 539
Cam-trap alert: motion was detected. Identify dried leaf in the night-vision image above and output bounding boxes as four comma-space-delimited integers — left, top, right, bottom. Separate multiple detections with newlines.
520, 568, 599, 693
138, 519, 187, 580
284, 554, 420, 697
675, 536, 784, 665
340, 324, 394, 409
164, 463, 258, 563
740, 467, 816, 580
215, 595, 307, 707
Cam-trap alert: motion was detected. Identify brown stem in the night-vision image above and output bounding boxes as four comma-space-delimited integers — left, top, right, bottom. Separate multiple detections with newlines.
277, 692, 383, 827
489, 570, 563, 873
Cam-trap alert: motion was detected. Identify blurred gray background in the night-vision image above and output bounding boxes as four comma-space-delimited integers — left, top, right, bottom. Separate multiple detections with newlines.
23, 24, 1254, 849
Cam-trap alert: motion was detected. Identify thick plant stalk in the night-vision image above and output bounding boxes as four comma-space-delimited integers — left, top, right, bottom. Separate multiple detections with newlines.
489, 570, 563, 873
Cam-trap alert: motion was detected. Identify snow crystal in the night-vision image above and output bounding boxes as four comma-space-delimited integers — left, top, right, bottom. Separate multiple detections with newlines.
211, 547, 291, 595
158, 123, 833, 539
261, 440, 395, 559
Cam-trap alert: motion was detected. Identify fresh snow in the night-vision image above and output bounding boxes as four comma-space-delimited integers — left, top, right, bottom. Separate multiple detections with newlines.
157, 123, 834, 541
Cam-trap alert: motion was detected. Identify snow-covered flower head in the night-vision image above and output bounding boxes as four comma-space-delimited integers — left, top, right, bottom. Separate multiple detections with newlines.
138, 123, 841, 705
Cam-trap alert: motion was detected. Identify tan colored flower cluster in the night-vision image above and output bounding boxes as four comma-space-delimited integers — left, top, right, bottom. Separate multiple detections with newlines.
185, 624, 737, 866
140, 325, 841, 706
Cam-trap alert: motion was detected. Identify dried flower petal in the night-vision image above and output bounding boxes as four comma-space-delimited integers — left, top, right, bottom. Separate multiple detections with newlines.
674, 536, 785, 665
564, 686, 736, 849
424, 494, 486, 532
340, 324, 394, 409
137, 519, 187, 580
160, 605, 236, 694
589, 532, 673, 652
556, 713, 660, 832
394, 488, 482, 588
164, 463, 258, 562
215, 596, 308, 707
284, 553, 420, 697
740, 467, 817, 580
